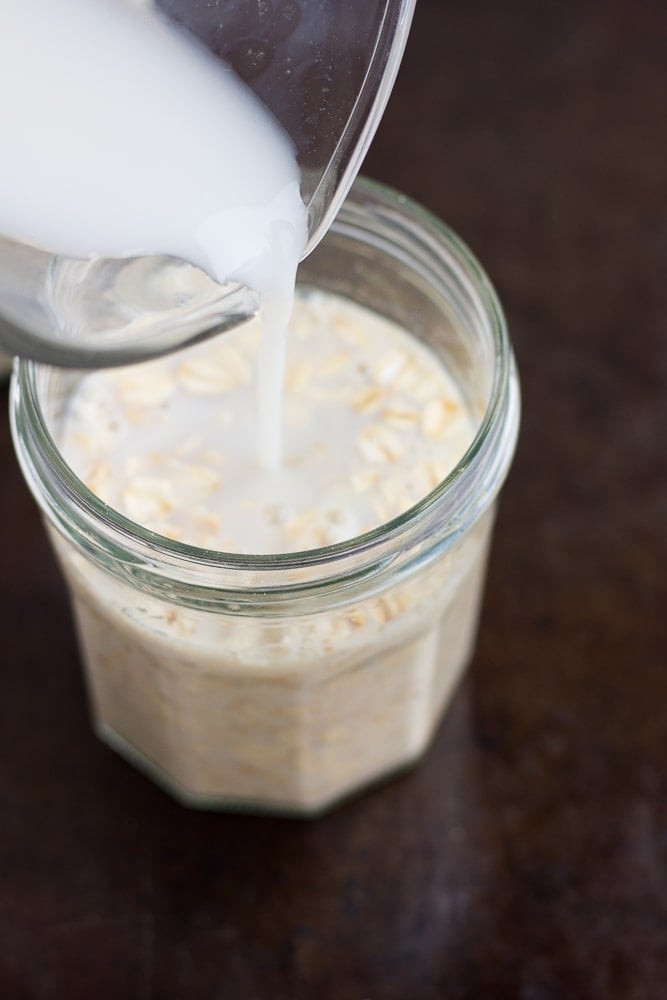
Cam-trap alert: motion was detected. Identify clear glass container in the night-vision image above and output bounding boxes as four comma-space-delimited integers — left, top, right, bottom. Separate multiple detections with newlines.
10, 179, 520, 816
0, 0, 415, 367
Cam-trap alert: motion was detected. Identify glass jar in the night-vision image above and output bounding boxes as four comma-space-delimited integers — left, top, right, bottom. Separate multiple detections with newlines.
10, 178, 520, 816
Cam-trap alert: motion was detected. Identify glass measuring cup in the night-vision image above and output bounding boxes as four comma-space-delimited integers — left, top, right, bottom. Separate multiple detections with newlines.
0, 0, 415, 368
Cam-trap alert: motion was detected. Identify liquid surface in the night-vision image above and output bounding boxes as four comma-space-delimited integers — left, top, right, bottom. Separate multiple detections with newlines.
60, 290, 475, 555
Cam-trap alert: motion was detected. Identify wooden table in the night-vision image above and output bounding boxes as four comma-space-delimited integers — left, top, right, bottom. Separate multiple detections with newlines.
1, 1, 665, 996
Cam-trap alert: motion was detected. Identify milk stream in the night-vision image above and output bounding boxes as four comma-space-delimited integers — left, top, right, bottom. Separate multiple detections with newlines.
0, 0, 308, 467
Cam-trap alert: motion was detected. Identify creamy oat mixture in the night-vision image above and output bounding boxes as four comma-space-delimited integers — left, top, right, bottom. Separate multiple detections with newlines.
51, 288, 489, 813
60, 290, 474, 553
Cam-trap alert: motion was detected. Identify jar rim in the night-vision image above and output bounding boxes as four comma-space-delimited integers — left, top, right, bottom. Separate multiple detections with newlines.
11, 177, 519, 607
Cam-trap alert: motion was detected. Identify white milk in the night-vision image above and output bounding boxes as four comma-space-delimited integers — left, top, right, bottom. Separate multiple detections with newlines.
0, 0, 307, 466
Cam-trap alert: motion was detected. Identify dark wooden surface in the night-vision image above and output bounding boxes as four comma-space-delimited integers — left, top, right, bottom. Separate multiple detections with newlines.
1, 1, 665, 997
